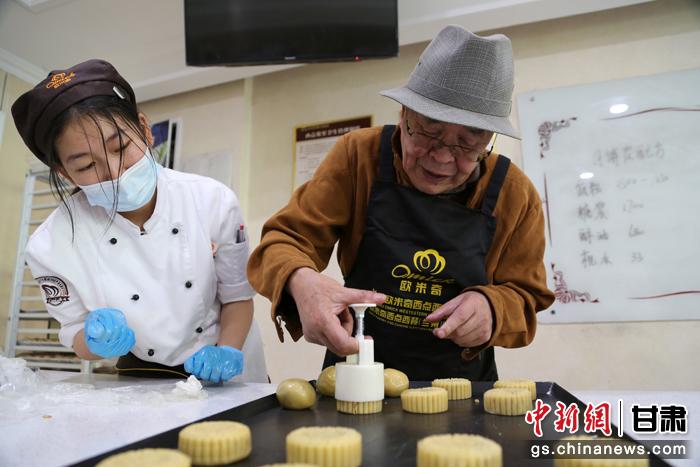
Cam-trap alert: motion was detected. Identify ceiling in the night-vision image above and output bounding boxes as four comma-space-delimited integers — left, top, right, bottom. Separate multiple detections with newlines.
0, 0, 653, 102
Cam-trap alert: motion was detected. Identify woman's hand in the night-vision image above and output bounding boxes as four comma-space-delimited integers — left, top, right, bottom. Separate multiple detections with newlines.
185, 345, 244, 383
83, 308, 135, 358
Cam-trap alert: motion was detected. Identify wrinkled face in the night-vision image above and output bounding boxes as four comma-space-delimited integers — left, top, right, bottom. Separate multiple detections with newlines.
54, 113, 152, 187
399, 108, 494, 195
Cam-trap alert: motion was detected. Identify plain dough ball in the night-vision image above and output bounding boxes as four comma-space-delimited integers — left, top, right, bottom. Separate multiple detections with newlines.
276, 378, 317, 410
384, 368, 409, 397
316, 365, 336, 397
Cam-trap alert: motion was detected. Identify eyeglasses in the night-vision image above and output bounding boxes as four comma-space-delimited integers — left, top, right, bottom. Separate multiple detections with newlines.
404, 114, 492, 162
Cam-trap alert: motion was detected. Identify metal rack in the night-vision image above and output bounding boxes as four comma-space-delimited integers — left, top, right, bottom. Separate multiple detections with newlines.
4, 168, 90, 372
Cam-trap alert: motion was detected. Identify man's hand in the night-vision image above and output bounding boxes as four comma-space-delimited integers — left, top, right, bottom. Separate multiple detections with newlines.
425, 291, 493, 349
287, 267, 385, 356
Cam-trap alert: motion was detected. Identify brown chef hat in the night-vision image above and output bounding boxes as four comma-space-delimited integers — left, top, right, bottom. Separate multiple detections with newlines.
11, 59, 135, 164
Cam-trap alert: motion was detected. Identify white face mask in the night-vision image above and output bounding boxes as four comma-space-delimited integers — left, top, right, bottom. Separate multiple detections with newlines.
78, 149, 160, 212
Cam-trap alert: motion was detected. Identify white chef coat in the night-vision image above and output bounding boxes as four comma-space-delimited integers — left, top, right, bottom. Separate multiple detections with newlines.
25, 168, 268, 383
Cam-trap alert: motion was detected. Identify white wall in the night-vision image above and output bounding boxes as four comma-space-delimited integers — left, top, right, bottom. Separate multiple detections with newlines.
246, 0, 700, 389
138, 80, 249, 197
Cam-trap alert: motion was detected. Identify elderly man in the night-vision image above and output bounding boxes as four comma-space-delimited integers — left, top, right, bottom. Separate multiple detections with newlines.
248, 25, 554, 381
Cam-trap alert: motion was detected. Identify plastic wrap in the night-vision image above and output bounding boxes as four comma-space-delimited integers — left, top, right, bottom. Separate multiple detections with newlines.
0, 356, 207, 424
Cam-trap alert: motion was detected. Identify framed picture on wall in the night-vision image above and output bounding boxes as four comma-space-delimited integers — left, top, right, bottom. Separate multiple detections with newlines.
150, 118, 183, 170
293, 116, 372, 190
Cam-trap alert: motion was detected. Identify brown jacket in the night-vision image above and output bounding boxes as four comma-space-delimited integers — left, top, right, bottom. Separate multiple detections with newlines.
247, 126, 554, 357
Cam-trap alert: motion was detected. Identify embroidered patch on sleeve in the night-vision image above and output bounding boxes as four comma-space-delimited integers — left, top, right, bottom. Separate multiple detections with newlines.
36, 276, 70, 306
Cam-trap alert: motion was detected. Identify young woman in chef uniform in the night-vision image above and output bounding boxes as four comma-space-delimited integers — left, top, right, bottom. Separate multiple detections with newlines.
11, 59, 267, 383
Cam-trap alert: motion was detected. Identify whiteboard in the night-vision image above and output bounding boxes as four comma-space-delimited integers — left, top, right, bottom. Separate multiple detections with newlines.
518, 68, 700, 323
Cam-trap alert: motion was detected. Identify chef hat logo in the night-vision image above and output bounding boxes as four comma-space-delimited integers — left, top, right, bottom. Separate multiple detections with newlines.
45, 72, 76, 90
413, 249, 446, 275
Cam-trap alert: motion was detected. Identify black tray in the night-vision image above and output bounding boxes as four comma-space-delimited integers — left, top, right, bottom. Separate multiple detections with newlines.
73, 382, 668, 466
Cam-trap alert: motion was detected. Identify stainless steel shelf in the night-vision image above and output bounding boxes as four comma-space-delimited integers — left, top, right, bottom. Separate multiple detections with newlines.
32, 202, 59, 210
18, 312, 51, 319
32, 188, 53, 196
15, 344, 72, 353
19, 307, 49, 313
21, 296, 45, 302
18, 328, 59, 335
6, 169, 92, 374
24, 360, 82, 370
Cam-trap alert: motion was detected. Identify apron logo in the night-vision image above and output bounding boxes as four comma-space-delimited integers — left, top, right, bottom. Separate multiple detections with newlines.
376, 248, 455, 331
36, 276, 70, 306
46, 72, 76, 89
413, 249, 446, 275
391, 248, 454, 284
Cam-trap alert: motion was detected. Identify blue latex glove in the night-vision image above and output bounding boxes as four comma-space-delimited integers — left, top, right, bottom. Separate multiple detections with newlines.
184, 345, 244, 383
84, 308, 135, 359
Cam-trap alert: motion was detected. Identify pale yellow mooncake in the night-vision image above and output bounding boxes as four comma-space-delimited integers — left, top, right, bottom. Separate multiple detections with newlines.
401, 387, 449, 414
336, 399, 383, 415
417, 434, 502, 467
178, 421, 251, 465
259, 464, 318, 467
432, 378, 472, 400
493, 379, 536, 400
96, 448, 190, 467
483, 387, 532, 416
286, 426, 362, 467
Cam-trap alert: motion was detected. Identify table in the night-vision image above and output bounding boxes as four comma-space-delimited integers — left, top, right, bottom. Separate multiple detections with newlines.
0, 370, 276, 467
1, 371, 697, 466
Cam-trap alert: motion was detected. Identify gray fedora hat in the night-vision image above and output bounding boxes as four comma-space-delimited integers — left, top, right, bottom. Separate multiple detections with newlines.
381, 25, 520, 139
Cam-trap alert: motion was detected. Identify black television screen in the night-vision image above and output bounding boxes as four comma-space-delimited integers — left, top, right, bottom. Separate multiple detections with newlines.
184, 0, 398, 66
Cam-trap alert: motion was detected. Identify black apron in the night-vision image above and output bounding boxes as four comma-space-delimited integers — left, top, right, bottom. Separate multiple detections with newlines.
115, 353, 189, 378
323, 125, 510, 381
